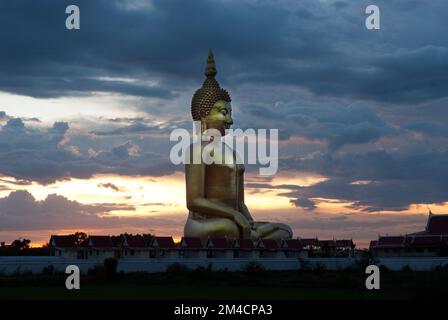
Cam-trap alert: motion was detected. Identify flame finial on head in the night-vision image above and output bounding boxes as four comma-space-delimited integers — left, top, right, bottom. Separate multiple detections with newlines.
205, 48, 217, 78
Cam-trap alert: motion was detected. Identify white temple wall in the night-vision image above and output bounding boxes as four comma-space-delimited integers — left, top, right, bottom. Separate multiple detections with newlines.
2, 256, 448, 275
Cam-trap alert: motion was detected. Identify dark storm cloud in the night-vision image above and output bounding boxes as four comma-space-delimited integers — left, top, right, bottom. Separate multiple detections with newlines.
91, 121, 163, 136
250, 145, 448, 212
240, 101, 397, 149
0, 0, 446, 104
89, 119, 188, 136
101, 117, 146, 124
290, 197, 316, 211
0, 190, 134, 221
0, 0, 289, 98
0, 118, 177, 184
0, 0, 447, 214
0, 112, 9, 121
0, 74, 176, 99
97, 182, 124, 192
0, 111, 40, 124
404, 122, 448, 138
0, 178, 32, 186
0, 190, 184, 232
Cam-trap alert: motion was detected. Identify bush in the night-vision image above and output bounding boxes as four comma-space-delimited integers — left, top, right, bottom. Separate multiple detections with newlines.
432, 264, 448, 272
347, 257, 370, 272
42, 265, 55, 276
184, 263, 211, 280
104, 258, 118, 280
191, 266, 207, 279
207, 262, 213, 272
298, 258, 312, 272
379, 264, 390, 273
242, 261, 265, 274
166, 262, 189, 275
312, 263, 326, 274
88, 265, 106, 281
401, 265, 412, 272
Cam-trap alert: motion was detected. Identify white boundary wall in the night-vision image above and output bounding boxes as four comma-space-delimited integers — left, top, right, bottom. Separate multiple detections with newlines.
2, 256, 448, 274
0, 257, 301, 274
376, 257, 448, 271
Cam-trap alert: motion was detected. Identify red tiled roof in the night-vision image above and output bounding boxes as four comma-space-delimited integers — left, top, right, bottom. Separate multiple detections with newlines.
87, 236, 114, 248
377, 236, 405, 248
282, 239, 303, 250
152, 237, 176, 249
404, 236, 413, 246
319, 240, 336, 247
299, 238, 319, 247
111, 235, 124, 247
50, 235, 76, 248
408, 235, 441, 248
257, 239, 279, 250
124, 235, 147, 248
371, 235, 443, 250
179, 237, 203, 249
427, 214, 448, 234
233, 239, 254, 250
207, 237, 230, 249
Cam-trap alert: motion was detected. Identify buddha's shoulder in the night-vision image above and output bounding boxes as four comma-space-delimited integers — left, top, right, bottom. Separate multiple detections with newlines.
186, 142, 238, 165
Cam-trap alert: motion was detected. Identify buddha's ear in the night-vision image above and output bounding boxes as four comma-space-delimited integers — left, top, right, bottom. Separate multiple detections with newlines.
200, 118, 207, 132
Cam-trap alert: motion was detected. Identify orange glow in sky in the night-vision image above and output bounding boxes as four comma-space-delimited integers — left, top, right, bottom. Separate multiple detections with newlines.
1, 170, 447, 248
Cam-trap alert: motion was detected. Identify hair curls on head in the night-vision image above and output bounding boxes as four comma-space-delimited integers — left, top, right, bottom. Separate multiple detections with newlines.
191, 49, 231, 121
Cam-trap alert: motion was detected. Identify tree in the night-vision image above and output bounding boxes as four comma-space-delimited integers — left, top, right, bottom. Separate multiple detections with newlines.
103, 258, 119, 280
72, 232, 88, 246
10, 238, 31, 250
142, 233, 154, 246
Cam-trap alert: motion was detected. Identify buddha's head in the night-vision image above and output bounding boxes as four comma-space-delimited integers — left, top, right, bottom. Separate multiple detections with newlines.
191, 49, 233, 136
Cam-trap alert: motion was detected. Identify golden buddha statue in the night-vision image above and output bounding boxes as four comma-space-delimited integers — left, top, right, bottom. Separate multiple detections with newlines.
183, 50, 293, 240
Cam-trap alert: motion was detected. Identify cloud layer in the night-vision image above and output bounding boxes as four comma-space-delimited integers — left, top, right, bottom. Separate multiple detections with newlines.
0, 115, 180, 184
0, 0, 447, 244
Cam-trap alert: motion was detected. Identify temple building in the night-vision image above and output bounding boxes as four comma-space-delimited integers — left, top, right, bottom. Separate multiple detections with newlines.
416, 211, 448, 235
49, 235, 78, 259
47, 234, 358, 261
370, 212, 448, 257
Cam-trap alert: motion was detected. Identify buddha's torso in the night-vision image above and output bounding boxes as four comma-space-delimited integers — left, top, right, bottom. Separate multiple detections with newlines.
204, 163, 244, 209
189, 142, 244, 219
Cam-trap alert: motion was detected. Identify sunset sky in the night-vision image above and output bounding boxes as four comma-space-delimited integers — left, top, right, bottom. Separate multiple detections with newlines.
1, 0, 447, 247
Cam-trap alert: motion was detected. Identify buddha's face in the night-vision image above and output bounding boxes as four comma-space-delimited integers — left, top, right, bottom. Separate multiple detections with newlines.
203, 100, 233, 136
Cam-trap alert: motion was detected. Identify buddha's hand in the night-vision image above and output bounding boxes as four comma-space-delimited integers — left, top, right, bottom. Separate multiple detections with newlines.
233, 212, 252, 239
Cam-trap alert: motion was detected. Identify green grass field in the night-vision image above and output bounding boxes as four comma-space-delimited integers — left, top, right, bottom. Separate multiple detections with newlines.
1, 268, 447, 300
0, 283, 393, 300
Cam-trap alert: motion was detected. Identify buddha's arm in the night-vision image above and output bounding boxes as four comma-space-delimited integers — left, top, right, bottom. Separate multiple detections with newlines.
238, 170, 254, 222
185, 163, 247, 221
239, 203, 254, 223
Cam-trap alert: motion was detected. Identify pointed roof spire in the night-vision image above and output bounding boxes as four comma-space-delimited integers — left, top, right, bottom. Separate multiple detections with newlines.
425, 207, 433, 231
205, 48, 217, 78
